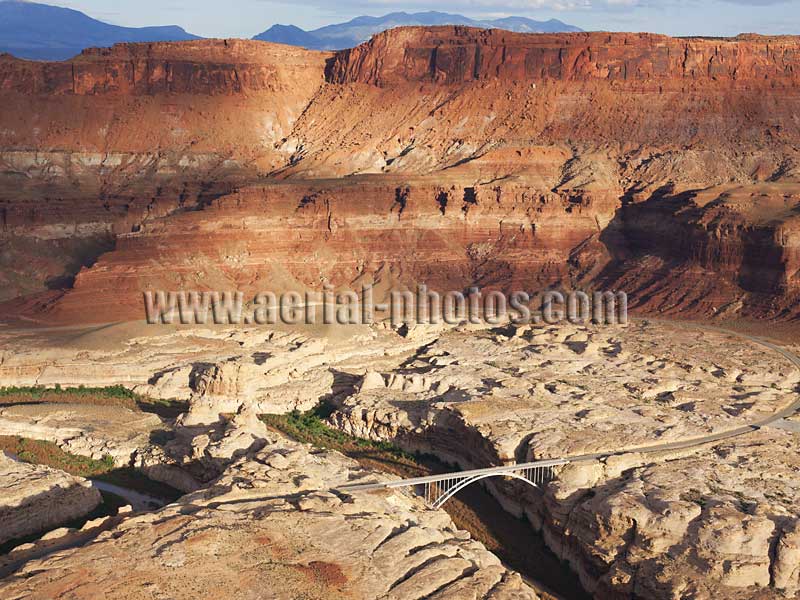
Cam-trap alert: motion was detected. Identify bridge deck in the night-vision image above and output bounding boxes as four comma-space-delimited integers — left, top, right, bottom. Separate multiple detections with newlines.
337, 458, 571, 493
336, 325, 800, 502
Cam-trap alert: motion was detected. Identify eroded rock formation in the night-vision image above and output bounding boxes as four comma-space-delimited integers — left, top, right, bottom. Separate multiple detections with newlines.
0, 30, 799, 320
1, 319, 799, 598
2, 27, 800, 598
38, 179, 617, 323
325, 321, 800, 598
0, 434, 538, 600
0, 404, 161, 465
0, 453, 101, 546
328, 29, 800, 87
0, 39, 328, 302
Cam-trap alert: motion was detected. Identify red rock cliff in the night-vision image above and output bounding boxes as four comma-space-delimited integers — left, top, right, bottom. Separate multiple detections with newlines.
0, 32, 799, 323
327, 27, 800, 88
42, 178, 619, 323
0, 39, 328, 159
0, 39, 329, 95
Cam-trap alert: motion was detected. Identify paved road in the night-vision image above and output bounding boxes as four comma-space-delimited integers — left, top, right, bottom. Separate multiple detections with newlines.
576, 321, 800, 464
339, 321, 800, 492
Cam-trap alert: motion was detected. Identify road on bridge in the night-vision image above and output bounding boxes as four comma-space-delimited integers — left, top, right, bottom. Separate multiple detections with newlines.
337, 321, 800, 497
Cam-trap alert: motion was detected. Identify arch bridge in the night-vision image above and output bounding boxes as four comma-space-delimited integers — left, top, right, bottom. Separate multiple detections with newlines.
337, 326, 800, 509
337, 458, 570, 509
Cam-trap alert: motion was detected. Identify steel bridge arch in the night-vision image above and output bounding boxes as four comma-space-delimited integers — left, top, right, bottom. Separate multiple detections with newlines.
430, 471, 541, 509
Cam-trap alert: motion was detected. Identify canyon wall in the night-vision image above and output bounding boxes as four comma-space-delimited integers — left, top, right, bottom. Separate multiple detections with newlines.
0, 453, 102, 546
599, 184, 800, 319
0, 436, 539, 600
0, 29, 799, 321
0, 39, 328, 156
324, 321, 800, 599
41, 179, 618, 323
290, 29, 800, 176
0, 39, 328, 301
328, 28, 800, 87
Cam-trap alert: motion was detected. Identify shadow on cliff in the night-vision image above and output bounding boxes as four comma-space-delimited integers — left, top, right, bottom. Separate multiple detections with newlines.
591, 185, 714, 312
43, 234, 116, 291
0, 483, 129, 570
593, 183, 800, 319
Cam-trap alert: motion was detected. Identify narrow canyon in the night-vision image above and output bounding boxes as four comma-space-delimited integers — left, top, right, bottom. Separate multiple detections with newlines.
1, 25, 799, 600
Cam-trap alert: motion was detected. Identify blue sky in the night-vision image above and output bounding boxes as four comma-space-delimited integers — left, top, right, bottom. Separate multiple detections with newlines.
45, 0, 799, 38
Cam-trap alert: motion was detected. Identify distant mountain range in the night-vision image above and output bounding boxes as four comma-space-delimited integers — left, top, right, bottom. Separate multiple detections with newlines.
0, 0, 199, 61
0, 2, 583, 62
254, 11, 583, 50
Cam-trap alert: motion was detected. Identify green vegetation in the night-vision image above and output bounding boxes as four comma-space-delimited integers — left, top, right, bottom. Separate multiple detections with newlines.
260, 404, 427, 479
0, 385, 189, 419
261, 404, 591, 600
0, 386, 192, 556
261, 405, 414, 461
1, 436, 117, 478
0, 436, 182, 502
0, 384, 137, 400
0, 384, 139, 410
0, 435, 183, 556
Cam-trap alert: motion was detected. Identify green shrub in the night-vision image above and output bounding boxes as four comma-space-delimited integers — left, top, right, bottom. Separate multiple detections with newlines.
261, 404, 413, 461
0, 384, 139, 400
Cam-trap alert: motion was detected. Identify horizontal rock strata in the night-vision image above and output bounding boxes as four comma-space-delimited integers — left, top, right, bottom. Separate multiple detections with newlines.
1, 31, 799, 319
0, 404, 161, 464
39, 179, 617, 323
328, 29, 800, 87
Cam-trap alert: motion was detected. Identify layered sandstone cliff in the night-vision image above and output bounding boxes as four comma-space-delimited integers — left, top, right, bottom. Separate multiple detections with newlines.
40, 178, 617, 323
328, 28, 800, 87
1, 29, 799, 320
0, 39, 328, 153
0, 39, 328, 301
287, 28, 800, 177
598, 183, 800, 319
